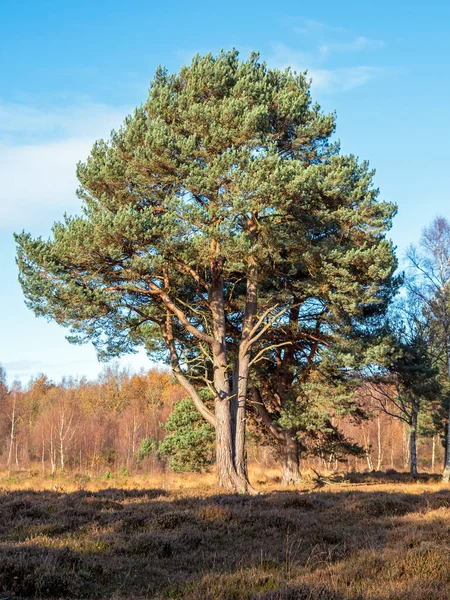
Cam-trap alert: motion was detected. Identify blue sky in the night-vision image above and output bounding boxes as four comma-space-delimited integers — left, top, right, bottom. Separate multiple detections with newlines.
1, 0, 449, 385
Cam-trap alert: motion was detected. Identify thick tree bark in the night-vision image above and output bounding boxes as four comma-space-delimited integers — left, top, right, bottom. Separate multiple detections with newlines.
280, 434, 301, 485
215, 398, 248, 492
234, 354, 250, 483
211, 266, 256, 494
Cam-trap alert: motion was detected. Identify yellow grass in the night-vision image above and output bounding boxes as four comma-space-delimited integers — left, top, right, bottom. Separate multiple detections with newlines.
1, 467, 450, 599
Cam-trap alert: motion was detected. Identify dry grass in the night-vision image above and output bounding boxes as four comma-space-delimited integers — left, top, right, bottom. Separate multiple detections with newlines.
1, 468, 450, 599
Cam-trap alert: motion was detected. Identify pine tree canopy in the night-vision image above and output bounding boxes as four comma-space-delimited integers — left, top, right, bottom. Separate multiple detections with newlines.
16, 50, 396, 359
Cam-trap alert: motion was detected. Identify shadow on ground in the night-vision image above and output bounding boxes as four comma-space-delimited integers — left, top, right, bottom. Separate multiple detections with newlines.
1, 483, 450, 599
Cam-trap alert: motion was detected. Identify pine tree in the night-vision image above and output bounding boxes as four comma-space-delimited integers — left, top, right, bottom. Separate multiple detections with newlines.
158, 397, 215, 472
365, 315, 441, 475
15, 50, 396, 492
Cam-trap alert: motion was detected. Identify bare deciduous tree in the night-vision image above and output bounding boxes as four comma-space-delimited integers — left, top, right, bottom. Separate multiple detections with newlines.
407, 216, 450, 480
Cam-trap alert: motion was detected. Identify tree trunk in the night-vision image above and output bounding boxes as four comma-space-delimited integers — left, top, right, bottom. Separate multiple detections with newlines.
376, 415, 383, 471
432, 434, 436, 473
215, 399, 245, 492
409, 424, 418, 475
166, 257, 257, 494
443, 342, 450, 482
234, 259, 258, 485
280, 434, 301, 485
409, 399, 419, 475
7, 393, 18, 476
390, 422, 395, 469
442, 418, 450, 482
251, 387, 301, 486
59, 421, 65, 472
362, 425, 373, 471
402, 421, 410, 470
50, 427, 56, 475
41, 434, 45, 477
211, 272, 255, 494
234, 351, 251, 484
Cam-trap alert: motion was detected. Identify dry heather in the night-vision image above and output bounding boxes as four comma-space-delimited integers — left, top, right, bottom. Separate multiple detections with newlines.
1, 470, 450, 599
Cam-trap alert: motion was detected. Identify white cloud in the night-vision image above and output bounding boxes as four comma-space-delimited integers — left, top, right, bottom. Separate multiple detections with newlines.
0, 101, 131, 230
293, 20, 384, 52
0, 138, 90, 229
319, 36, 385, 58
269, 19, 385, 95
269, 42, 383, 94
311, 66, 382, 93
293, 19, 346, 36
3, 359, 43, 372
0, 100, 130, 144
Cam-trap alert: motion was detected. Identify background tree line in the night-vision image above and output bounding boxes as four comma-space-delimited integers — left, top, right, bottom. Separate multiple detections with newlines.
0, 366, 183, 476
0, 358, 445, 479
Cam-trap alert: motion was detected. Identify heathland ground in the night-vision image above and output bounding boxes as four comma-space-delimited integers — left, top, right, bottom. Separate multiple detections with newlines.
1, 467, 450, 599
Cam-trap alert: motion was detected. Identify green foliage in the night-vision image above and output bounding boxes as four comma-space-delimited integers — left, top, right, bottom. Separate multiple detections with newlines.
135, 438, 158, 464
158, 398, 215, 472
394, 334, 440, 405
372, 317, 442, 429
276, 373, 364, 460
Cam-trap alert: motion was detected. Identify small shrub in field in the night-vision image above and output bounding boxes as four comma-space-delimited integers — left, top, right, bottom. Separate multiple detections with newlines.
135, 438, 158, 465
198, 503, 232, 522
158, 397, 215, 472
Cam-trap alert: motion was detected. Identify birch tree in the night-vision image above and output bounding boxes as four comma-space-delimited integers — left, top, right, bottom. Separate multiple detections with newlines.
407, 217, 450, 480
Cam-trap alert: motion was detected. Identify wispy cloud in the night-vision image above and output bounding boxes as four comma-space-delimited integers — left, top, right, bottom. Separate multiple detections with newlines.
269, 43, 383, 93
309, 66, 383, 93
269, 20, 385, 94
0, 24, 384, 231
3, 360, 43, 372
318, 36, 385, 58
0, 100, 130, 145
293, 19, 384, 51
0, 101, 130, 230
0, 137, 91, 229
293, 19, 346, 36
